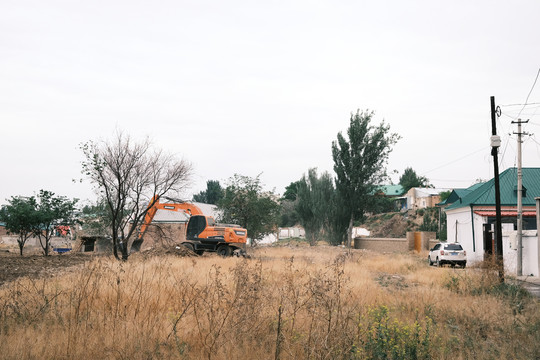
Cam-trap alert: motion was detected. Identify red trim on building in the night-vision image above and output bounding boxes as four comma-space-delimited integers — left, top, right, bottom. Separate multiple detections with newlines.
474, 210, 536, 217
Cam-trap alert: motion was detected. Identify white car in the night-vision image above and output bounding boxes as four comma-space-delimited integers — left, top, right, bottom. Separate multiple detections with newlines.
428, 242, 467, 268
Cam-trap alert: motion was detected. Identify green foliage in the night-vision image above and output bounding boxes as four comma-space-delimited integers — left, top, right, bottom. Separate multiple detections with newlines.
325, 192, 349, 246
444, 273, 531, 315
399, 167, 431, 192
0, 196, 38, 256
439, 190, 451, 203
279, 199, 299, 227
296, 169, 335, 246
218, 174, 280, 245
80, 200, 111, 237
439, 211, 447, 240
359, 306, 433, 360
332, 109, 400, 246
192, 180, 223, 205
368, 195, 397, 214
32, 190, 78, 256
282, 181, 300, 201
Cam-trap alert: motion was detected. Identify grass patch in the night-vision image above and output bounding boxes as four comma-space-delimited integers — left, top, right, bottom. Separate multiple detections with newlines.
0, 247, 538, 359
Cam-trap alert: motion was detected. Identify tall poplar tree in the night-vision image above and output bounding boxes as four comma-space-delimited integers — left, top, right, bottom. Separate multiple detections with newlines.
332, 110, 399, 248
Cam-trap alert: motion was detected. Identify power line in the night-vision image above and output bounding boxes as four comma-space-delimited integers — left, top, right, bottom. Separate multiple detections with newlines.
421, 146, 487, 175
499, 102, 540, 107
517, 68, 540, 119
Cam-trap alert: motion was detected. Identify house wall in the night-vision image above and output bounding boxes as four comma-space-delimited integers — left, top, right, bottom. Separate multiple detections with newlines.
446, 207, 486, 264
502, 230, 539, 277
405, 189, 442, 210
278, 227, 305, 239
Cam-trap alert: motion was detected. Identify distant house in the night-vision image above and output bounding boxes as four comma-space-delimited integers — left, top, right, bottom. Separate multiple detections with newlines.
0, 222, 7, 237
374, 185, 405, 197
404, 187, 450, 210
437, 182, 485, 208
444, 167, 540, 275
373, 185, 406, 210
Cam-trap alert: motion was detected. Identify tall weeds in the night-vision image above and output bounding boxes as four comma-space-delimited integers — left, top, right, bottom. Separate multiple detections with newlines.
0, 246, 538, 359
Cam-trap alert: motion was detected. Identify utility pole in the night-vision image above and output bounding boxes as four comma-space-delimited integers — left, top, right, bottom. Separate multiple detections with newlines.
512, 118, 529, 276
490, 96, 504, 282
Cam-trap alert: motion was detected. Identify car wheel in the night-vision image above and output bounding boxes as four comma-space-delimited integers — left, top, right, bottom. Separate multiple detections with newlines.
428, 255, 433, 266
436, 257, 441, 267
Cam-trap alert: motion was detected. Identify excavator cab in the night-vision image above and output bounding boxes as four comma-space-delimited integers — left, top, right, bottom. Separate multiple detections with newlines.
186, 215, 208, 240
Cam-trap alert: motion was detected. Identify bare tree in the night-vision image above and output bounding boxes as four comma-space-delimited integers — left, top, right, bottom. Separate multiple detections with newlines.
81, 132, 192, 260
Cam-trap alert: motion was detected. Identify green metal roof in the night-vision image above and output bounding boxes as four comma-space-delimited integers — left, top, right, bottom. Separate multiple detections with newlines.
374, 185, 405, 196
437, 182, 485, 206
466, 182, 485, 192
446, 167, 540, 210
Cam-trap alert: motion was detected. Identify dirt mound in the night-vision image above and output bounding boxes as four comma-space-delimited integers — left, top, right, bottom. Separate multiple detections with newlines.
0, 251, 97, 287
369, 214, 409, 238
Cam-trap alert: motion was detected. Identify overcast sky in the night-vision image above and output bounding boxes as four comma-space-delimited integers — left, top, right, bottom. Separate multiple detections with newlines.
1, 0, 540, 205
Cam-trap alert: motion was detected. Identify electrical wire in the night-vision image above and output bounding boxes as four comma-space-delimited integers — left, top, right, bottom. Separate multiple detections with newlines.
421, 147, 487, 175
499, 102, 540, 108
517, 68, 540, 119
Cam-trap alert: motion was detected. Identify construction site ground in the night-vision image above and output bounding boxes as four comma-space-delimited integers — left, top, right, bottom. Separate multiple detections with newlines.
0, 244, 196, 287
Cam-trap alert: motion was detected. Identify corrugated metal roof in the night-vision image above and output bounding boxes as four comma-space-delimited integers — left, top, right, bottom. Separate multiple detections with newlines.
152, 209, 190, 223
446, 167, 540, 210
414, 188, 451, 197
375, 185, 405, 196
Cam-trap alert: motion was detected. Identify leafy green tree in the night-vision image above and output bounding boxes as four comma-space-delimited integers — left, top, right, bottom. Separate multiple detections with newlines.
81, 131, 192, 260
192, 180, 224, 204
279, 199, 299, 227
219, 174, 280, 245
367, 195, 397, 214
80, 199, 111, 237
439, 190, 451, 203
399, 167, 431, 192
0, 196, 38, 256
296, 169, 335, 245
282, 181, 301, 201
332, 110, 399, 248
32, 190, 78, 256
326, 192, 349, 246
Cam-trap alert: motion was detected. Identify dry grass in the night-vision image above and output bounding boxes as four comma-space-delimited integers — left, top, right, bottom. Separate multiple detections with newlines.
0, 246, 539, 359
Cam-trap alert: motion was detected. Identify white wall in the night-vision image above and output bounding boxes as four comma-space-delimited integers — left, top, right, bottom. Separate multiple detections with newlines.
446, 208, 486, 264
503, 230, 539, 277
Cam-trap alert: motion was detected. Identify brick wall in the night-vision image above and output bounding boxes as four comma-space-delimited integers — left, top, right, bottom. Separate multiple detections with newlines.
139, 223, 187, 250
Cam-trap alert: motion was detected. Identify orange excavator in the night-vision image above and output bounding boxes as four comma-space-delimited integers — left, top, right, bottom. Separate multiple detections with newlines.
137, 196, 247, 256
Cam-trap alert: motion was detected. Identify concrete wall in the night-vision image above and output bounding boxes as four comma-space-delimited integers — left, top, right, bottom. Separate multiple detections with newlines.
278, 227, 305, 239
354, 237, 408, 252
354, 232, 436, 253
503, 230, 539, 277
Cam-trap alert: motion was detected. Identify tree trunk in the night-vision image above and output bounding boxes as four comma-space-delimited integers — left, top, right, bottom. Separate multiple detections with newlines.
347, 216, 354, 249
18, 241, 24, 256
112, 238, 120, 260
121, 241, 129, 261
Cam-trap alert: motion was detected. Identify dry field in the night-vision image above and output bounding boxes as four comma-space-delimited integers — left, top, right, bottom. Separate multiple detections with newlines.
0, 244, 538, 359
